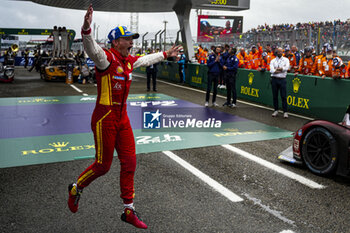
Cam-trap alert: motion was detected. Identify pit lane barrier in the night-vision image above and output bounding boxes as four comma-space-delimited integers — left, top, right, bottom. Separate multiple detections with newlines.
134, 62, 350, 123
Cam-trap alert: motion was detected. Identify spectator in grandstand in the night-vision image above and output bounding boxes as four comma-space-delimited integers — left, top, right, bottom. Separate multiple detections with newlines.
296, 46, 314, 76
283, 45, 297, 73
258, 52, 271, 72
248, 44, 263, 70
222, 47, 239, 107
270, 47, 290, 118
205, 46, 221, 107
218, 44, 230, 89
146, 50, 159, 91
177, 49, 186, 84
237, 48, 250, 69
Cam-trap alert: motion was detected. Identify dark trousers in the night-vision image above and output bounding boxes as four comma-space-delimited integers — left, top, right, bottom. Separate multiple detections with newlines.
206, 73, 219, 103
219, 71, 225, 85
178, 66, 185, 83
147, 71, 157, 90
271, 77, 287, 112
226, 73, 237, 104
24, 58, 28, 68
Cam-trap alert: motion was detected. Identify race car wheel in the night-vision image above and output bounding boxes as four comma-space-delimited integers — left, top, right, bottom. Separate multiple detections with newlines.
302, 127, 337, 175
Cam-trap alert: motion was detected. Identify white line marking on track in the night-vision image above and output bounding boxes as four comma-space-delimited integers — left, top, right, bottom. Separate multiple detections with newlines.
280, 230, 296, 233
70, 84, 83, 93
162, 151, 243, 202
133, 73, 314, 121
222, 144, 325, 189
243, 193, 295, 226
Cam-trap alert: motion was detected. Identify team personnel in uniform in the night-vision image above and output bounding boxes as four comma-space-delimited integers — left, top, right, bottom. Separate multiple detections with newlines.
297, 46, 314, 76
146, 50, 158, 91
219, 44, 230, 89
283, 45, 297, 72
270, 47, 290, 118
331, 57, 347, 79
177, 50, 186, 84
237, 48, 250, 69
205, 46, 221, 107
222, 47, 239, 107
67, 5, 180, 229
248, 44, 263, 70
312, 43, 327, 76
258, 52, 271, 72
346, 61, 350, 78
291, 45, 301, 66
318, 45, 344, 79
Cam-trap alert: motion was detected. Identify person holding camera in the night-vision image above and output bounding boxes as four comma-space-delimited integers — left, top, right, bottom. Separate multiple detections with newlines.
270, 47, 290, 118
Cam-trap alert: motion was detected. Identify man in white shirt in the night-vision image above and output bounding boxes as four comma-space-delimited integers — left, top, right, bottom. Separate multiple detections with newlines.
269, 47, 290, 118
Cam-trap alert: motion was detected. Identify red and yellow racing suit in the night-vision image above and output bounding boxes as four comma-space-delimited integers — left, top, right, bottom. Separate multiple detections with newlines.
77, 29, 166, 204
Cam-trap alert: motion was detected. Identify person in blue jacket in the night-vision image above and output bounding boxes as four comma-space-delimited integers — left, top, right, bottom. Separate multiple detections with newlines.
177, 50, 186, 84
222, 47, 239, 107
219, 44, 230, 89
205, 46, 221, 107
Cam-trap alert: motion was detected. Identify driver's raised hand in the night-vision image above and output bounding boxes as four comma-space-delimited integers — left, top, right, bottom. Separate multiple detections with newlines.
83, 4, 93, 30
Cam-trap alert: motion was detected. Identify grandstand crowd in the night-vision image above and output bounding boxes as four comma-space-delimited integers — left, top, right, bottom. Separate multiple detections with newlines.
247, 19, 350, 33
195, 42, 350, 79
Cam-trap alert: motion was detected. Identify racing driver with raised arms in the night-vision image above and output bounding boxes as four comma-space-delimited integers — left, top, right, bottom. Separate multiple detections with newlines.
67, 4, 181, 229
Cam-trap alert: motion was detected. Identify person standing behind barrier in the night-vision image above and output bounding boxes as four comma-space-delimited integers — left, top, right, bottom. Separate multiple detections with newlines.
219, 44, 230, 89
318, 45, 344, 79
248, 44, 263, 70
237, 48, 250, 69
291, 45, 301, 66
222, 47, 239, 107
177, 49, 186, 84
296, 46, 314, 76
146, 50, 158, 91
205, 46, 221, 107
60, 27, 70, 57
283, 45, 297, 73
257, 52, 271, 72
270, 47, 290, 118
